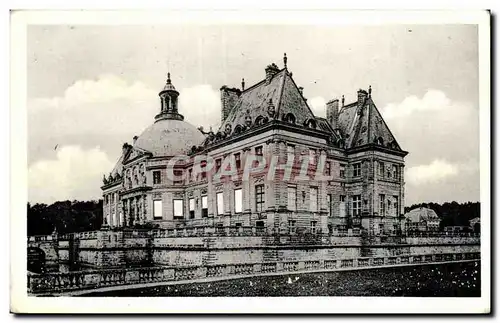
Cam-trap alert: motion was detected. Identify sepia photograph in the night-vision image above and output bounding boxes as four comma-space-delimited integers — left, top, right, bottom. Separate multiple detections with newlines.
10, 9, 490, 314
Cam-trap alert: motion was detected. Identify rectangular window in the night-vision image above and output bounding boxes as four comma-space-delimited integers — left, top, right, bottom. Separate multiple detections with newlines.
215, 159, 222, 173
327, 194, 332, 217
234, 188, 243, 213
216, 192, 224, 215
393, 165, 399, 180
386, 164, 392, 178
200, 160, 207, 180
288, 220, 296, 234
254, 146, 264, 168
287, 186, 297, 211
310, 221, 317, 234
378, 161, 384, 177
255, 184, 265, 212
325, 161, 331, 176
201, 195, 208, 218
310, 187, 318, 212
352, 195, 361, 216
393, 196, 399, 217
340, 164, 346, 178
173, 199, 184, 218
353, 163, 361, 177
153, 170, 161, 184
188, 168, 193, 183
339, 195, 346, 217
379, 194, 385, 217
234, 153, 241, 170
173, 169, 183, 185
309, 148, 317, 165
287, 144, 295, 162
189, 198, 195, 219
153, 200, 162, 220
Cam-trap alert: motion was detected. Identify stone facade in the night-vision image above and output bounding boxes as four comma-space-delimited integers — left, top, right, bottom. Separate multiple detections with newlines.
101, 55, 408, 237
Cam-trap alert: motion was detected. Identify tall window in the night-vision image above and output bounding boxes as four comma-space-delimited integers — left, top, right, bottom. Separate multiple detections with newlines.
254, 146, 264, 168
255, 184, 265, 212
188, 168, 193, 183
310, 187, 318, 212
201, 196, 208, 218
327, 194, 332, 217
216, 192, 224, 215
325, 161, 331, 176
386, 164, 392, 178
173, 170, 183, 185
153, 200, 162, 220
352, 195, 361, 216
200, 160, 207, 180
234, 153, 241, 170
215, 158, 222, 173
309, 148, 317, 165
173, 199, 184, 218
189, 198, 195, 219
378, 161, 384, 177
392, 165, 399, 180
379, 194, 385, 217
153, 170, 161, 184
393, 196, 399, 217
340, 164, 346, 178
353, 163, 361, 177
310, 221, 317, 234
288, 220, 296, 234
234, 188, 243, 213
287, 144, 295, 162
339, 195, 346, 217
288, 186, 297, 211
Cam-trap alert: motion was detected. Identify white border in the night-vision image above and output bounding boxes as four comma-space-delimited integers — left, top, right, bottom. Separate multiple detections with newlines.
9, 9, 491, 314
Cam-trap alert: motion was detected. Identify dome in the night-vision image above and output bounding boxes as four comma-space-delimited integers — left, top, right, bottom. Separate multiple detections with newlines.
405, 207, 439, 223
134, 118, 205, 156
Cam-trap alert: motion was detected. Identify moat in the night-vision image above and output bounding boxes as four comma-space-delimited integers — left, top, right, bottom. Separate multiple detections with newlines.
83, 261, 480, 297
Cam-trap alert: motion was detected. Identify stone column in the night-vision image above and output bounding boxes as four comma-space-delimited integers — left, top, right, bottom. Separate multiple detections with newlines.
242, 147, 252, 214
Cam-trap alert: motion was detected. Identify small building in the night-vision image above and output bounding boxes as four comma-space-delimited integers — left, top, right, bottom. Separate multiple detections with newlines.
469, 217, 480, 232
403, 207, 440, 233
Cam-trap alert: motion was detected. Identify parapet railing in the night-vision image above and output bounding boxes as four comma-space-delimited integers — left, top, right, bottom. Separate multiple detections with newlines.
27, 251, 480, 295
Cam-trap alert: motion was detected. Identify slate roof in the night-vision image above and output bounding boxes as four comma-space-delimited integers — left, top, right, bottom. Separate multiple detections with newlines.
337, 98, 403, 151
217, 68, 320, 132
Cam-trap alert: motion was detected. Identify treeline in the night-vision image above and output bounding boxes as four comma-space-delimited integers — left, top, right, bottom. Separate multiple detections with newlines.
404, 201, 480, 229
27, 200, 103, 236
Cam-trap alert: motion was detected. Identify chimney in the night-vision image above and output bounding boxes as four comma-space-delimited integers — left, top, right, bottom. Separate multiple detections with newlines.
220, 85, 241, 123
357, 89, 368, 108
326, 99, 339, 130
122, 142, 130, 155
133, 135, 138, 145
265, 63, 280, 84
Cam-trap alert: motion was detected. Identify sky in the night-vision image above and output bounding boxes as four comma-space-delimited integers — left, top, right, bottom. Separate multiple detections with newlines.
27, 24, 480, 205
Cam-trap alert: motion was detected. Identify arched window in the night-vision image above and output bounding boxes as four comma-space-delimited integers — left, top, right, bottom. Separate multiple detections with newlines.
255, 116, 266, 126
234, 125, 243, 135
304, 119, 317, 129
283, 113, 296, 124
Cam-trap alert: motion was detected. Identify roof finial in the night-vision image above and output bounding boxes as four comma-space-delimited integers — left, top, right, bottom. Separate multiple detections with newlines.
368, 85, 372, 98
242, 78, 245, 91
283, 53, 288, 69
167, 72, 171, 84
341, 95, 345, 107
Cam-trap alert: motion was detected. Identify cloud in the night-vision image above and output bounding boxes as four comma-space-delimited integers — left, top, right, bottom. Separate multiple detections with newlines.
28, 75, 222, 202
179, 84, 221, 130
380, 90, 479, 204
28, 146, 114, 204
406, 159, 459, 185
309, 96, 326, 117
381, 90, 451, 119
